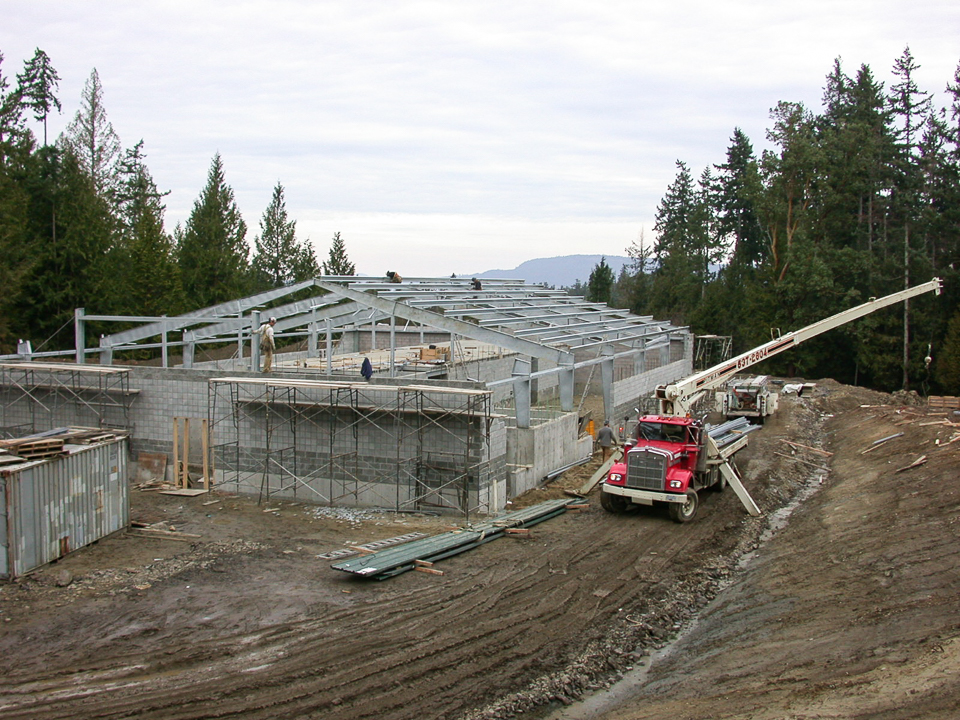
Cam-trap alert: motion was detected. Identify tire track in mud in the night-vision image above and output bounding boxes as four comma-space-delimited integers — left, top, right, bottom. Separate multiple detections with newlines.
0, 399, 818, 720
1, 505, 744, 720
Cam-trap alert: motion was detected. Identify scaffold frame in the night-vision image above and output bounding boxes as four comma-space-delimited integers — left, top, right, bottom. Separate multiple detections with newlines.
0, 362, 137, 437
208, 378, 493, 519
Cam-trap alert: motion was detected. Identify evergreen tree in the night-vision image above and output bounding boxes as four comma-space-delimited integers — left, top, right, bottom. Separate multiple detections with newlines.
0, 52, 34, 349
251, 182, 318, 287
60, 68, 121, 198
758, 101, 819, 285
714, 128, 765, 267
934, 308, 960, 394
16, 48, 60, 145
0, 51, 32, 166
322, 231, 355, 276
12, 147, 114, 347
586, 256, 614, 304
889, 47, 934, 388
176, 153, 250, 309
649, 161, 721, 325
112, 141, 183, 316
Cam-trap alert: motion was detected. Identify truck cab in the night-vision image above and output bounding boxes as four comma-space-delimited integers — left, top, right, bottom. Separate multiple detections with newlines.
601, 415, 718, 523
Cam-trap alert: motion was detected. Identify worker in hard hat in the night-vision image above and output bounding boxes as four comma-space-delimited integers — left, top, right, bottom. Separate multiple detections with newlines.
258, 317, 277, 372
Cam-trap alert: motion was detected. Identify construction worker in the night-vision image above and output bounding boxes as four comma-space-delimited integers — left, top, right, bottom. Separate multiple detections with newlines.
596, 420, 617, 462
386, 271, 402, 283
258, 317, 277, 372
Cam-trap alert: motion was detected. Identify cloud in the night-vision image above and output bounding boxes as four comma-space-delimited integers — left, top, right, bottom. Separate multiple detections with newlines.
4, 0, 960, 277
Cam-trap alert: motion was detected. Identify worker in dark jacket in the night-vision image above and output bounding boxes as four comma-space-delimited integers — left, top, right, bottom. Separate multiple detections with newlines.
596, 420, 618, 462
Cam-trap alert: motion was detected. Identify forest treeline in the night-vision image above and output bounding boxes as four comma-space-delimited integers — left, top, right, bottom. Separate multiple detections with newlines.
582, 48, 960, 394
2, 47, 960, 393
0, 48, 355, 356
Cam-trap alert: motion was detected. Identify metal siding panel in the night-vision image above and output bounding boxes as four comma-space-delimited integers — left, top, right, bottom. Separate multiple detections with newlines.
0, 478, 8, 578
1, 439, 129, 578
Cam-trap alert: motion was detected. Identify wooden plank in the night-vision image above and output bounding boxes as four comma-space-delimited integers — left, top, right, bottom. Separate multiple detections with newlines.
415, 566, 445, 576
773, 452, 830, 470
780, 439, 833, 456
201, 418, 210, 490
182, 418, 191, 489
578, 450, 622, 495
158, 488, 209, 496
895, 455, 927, 473
172, 418, 180, 488
128, 527, 201, 538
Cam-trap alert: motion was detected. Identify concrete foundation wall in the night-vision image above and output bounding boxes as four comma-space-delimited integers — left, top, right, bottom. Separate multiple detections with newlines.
505, 413, 593, 497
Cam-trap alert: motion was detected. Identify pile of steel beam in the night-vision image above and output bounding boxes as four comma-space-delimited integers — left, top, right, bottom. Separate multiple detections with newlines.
331, 498, 576, 580
707, 416, 761, 450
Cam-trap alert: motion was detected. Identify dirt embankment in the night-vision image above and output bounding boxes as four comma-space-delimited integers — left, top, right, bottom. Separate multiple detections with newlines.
0, 381, 957, 720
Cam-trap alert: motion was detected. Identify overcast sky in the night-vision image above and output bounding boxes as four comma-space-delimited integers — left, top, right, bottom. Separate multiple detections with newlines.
4, 2, 959, 277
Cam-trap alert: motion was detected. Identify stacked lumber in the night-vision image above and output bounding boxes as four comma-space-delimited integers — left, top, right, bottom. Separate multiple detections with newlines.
929, 396, 960, 411
0, 426, 127, 464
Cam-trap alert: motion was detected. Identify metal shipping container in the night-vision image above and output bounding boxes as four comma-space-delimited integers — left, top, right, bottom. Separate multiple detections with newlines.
1, 438, 128, 579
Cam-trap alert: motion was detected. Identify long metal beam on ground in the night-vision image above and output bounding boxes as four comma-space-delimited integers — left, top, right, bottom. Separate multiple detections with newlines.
331, 498, 577, 579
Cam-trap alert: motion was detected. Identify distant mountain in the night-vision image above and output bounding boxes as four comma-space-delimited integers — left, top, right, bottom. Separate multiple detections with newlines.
466, 254, 633, 289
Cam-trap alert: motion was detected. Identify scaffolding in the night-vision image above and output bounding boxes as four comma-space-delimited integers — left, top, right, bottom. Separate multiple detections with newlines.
0, 362, 137, 438
208, 378, 493, 519
694, 335, 733, 371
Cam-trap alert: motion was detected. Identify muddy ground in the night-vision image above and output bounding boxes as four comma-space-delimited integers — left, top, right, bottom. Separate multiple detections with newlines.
0, 380, 958, 719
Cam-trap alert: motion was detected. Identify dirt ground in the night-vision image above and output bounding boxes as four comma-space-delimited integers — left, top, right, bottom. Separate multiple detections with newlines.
1, 380, 958, 719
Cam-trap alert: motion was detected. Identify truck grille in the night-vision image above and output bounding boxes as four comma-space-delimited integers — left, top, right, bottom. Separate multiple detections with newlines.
625, 449, 666, 491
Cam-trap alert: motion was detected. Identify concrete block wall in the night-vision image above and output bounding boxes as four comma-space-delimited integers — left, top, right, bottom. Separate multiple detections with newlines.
611, 333, 694, 427
505, 412, 592, 497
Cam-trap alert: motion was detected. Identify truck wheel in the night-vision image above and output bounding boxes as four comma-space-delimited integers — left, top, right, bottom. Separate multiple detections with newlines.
600, 490, 629, 514
668, 490, 699, 523
711, 467, 726, 492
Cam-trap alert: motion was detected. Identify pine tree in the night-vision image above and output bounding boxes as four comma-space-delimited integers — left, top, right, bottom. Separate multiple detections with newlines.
714, 128, 765, 267
13, 147, 114, 347
16, 48, 60, 146
251, 182, 319, 287
322, 231, 355, 276
0, 52, 34, 349
176, 153, 250, 309
60, 68, 121, 198
889, 47, 934, 389
112, 141, 183, 315
586, 256, 614, 304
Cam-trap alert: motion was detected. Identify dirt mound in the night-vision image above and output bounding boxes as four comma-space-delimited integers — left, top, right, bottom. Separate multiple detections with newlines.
0, 381, 957, 720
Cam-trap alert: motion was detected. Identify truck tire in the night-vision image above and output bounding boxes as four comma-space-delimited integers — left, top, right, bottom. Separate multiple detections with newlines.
668, 490, 699, 523
600, 489, 629, 514
711, 466, 726, 492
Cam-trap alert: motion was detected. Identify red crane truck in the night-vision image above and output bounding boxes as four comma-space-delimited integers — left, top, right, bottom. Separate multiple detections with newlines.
600, 278, 943, 522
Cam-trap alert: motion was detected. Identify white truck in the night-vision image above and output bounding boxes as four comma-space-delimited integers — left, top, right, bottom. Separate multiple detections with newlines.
716, 374, 779, 422
601, 278, 943, 522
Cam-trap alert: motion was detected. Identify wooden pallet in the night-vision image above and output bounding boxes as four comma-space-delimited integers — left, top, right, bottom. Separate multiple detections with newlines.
2, 438, 64, 459
929, 396, 960, 411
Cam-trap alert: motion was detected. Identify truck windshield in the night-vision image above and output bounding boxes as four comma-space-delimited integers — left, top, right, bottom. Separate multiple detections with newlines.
635, 422, 687, 443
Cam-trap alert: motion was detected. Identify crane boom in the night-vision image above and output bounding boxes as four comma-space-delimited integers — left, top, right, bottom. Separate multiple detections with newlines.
657, 278, 943, 416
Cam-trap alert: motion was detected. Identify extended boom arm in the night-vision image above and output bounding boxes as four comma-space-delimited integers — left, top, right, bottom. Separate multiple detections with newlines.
657, 278, 943, 416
